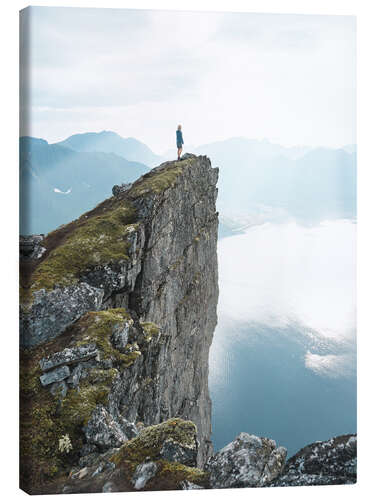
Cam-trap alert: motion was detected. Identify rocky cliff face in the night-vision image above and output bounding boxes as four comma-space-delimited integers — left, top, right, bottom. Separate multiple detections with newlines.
20, 154, 219, 493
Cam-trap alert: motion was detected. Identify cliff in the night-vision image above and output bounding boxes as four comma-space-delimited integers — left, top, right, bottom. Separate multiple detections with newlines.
20, 154, 219, 493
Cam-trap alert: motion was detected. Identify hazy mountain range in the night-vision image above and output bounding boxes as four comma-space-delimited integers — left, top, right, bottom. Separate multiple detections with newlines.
56, 130, 163, 167
20, 135, 149, 234
20, 131, 357, 235
194, 138, 356, 227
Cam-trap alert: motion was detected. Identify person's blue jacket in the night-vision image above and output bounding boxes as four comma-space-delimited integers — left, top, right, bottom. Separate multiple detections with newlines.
176, 129, 184, 146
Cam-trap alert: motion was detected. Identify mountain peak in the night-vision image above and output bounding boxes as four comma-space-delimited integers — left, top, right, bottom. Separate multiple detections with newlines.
55, 131, 162, 167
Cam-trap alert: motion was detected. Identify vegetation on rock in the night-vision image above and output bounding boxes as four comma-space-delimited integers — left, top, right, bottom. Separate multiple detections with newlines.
19, 308, 151, 492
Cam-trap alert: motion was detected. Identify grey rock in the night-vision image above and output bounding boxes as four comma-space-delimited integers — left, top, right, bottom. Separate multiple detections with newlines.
180, 480, 204, 490
117, 415, 139, 439
261, 446, 288, 485
67, 363, 84, 388
112, 183, 132, 196
20, 234, 45, 260
49, 380, 68, 399
132, 461, 158, 490
271, 434, 357, 486
20, 283, 104, 348
180, 153, 195, 160
205, 432, 287, 488
67, 359, 99, 387
159, 438, 197, 467
111, 321, 133, 351
84, 405, 128, 451
40, 365, 70, 386
40, 344, 98, 371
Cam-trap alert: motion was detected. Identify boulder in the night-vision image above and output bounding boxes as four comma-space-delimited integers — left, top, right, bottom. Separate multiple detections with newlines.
20, 235, 46, 260
205, 432, 287, 488
40, 344, 98, 371
132, 461, 158, 490
112, 183, 132, 197
20, 283, 104, 348
180, 153, 196, 160
271, 434, 357, 486
159, 438, 197, 467
84, 405, 128, 451
40, 365, 70, 386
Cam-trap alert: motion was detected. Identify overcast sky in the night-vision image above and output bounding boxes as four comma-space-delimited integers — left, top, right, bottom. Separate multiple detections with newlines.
20, 7, 356, 154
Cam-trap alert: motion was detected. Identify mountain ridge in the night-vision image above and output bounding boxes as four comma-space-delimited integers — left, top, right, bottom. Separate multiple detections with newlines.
55, 130, 163, 167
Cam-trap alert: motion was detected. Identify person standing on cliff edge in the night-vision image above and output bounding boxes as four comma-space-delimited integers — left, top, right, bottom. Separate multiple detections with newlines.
176, 124, 184, 160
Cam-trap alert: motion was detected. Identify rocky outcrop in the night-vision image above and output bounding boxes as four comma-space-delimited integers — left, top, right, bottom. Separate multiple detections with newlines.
20, 155, 219, 493
20, 234, 46, 260
205, 432, 287, 488
271, 434, 357, 487
61, 419, 208, 494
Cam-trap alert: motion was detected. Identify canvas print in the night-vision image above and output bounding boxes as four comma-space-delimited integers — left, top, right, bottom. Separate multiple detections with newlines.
19, 6, 356, 494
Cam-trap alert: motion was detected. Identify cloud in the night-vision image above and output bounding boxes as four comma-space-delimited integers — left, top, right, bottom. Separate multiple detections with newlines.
25, 7, 215, 109
213, 12, 354, 52
21, 7, 356, 152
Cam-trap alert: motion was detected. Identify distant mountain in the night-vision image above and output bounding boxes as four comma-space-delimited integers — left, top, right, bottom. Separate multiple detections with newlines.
195, 137, 311, 162
194, 138, 356, 223
55, 131, 162, 167
20, 136, 149, 235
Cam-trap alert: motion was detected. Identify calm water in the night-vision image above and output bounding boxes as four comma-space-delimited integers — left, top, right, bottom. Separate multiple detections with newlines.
209, 220, 356, 457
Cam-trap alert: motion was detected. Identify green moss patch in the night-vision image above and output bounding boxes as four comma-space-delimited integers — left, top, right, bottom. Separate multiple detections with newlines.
128, 162, 184, 198
149, 460, 209, 490
110, 418, 208, 491
22, 204, 137, 302
76, 309, 142, 368
111, 418, 197, 466
140, 322, 160, 343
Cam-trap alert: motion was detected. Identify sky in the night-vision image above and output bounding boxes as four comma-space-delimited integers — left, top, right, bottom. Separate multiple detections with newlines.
20, 7, 356, 154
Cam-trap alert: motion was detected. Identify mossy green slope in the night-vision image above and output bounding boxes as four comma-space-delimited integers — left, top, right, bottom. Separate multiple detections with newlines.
25, 203, 136, 299
21, 158, 192, 303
